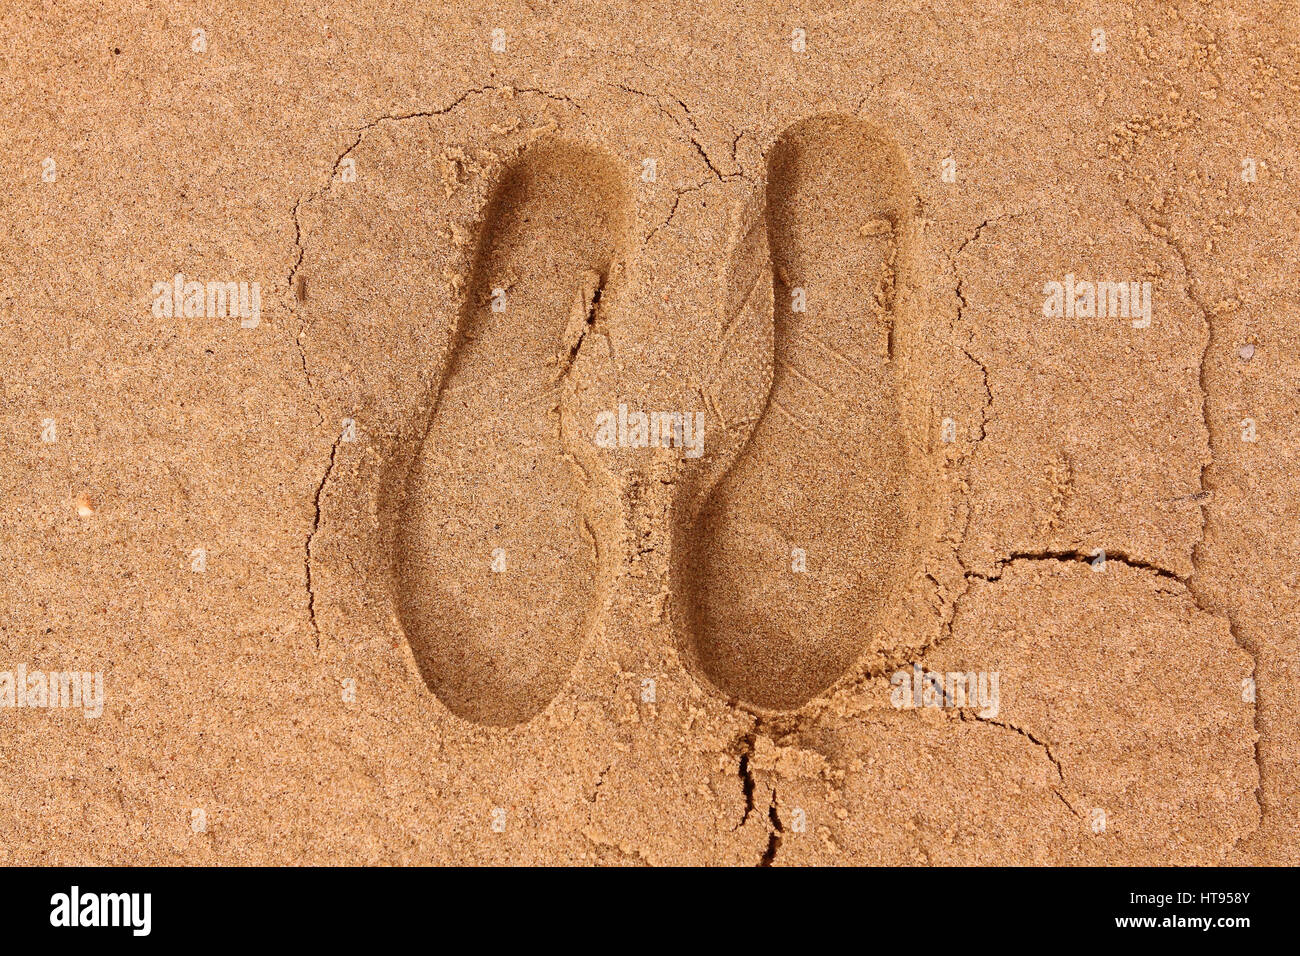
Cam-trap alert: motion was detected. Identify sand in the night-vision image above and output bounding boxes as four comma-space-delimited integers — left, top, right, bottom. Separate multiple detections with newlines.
1, 1, 1293, 865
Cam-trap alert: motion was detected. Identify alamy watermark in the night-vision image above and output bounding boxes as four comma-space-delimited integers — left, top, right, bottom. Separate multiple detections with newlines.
50, 886, 150, 936
891, 663, 999, 718
1042, 274, 1152, 328
593, 404, 704, 458
151, 273, 261, 327
0, 664, 103, 718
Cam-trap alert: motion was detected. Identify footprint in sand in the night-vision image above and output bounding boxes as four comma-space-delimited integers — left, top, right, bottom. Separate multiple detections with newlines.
395, 142, 631, 727
678, 116, 916, 711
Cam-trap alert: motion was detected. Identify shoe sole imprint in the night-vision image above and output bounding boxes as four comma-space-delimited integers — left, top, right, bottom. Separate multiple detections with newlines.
676, 115, 917, 711
395, 140, 631, 727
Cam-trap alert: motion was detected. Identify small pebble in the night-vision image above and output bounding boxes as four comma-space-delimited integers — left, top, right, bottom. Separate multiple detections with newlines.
1239, 344, 1255, 360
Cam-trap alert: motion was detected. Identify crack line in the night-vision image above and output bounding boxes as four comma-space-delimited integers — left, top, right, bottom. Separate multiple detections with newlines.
306, 433, 342, 651
1120, 198, 1262, 850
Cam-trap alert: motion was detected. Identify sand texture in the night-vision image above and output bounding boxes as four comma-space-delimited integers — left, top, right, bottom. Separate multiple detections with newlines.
1, 1, 1294, 865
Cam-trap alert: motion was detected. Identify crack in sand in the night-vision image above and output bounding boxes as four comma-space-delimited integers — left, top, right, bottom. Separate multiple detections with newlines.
729, 129, 749, 169
970, 549, 1185, 585
732, 731, 758, 830
728, 727, 787, 865
914, 213, 1029, 662
609, 82, 743, 184
921, 212, 1033, 658
1121, 198, 1216, 560
759, 788, 783, 866
288, 83, 584, 658
923, 547, 1192, 673
1121, 199, 1263, 848
287, 199, 323, 429
561, 272, 607, 380
948, 212, 1023, 445
644, 178, 714, 247
333, 85, 582, 175
608, 82, 755, 250
957, 709, 1085, 819
306, 433, 342, 651
960, 709, 1064, 778
287, 82, 583, 313
589, 762, 613, 803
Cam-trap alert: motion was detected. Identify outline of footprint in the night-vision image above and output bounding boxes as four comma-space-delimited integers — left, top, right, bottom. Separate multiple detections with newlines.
675, 115, 918, 711
395, 139, 632, 727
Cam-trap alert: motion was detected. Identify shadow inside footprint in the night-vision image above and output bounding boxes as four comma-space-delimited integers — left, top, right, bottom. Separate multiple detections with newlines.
681, 115, 916, 710
396, 141, 631, 726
